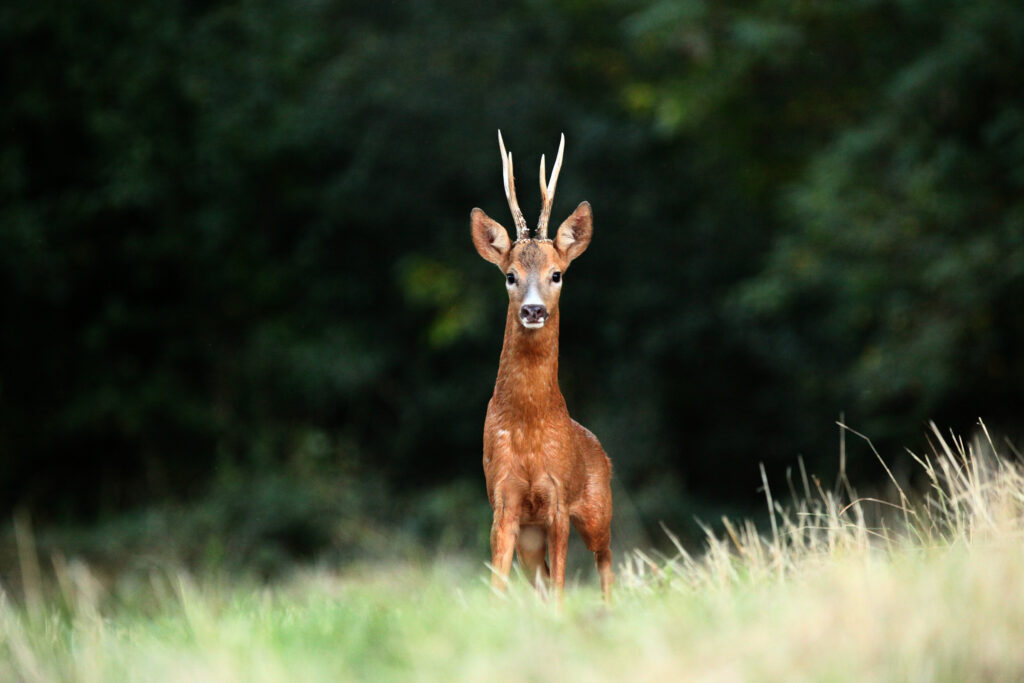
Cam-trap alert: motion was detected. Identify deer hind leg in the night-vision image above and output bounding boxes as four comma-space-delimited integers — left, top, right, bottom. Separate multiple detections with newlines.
572, 515, 614, 601
489, 499, 522, 592
595, 547, 613, 601
515, 525, 550, 589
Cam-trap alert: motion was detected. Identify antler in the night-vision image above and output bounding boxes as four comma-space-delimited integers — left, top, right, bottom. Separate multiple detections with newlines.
536, 133, 565, 240
498, 130, 529, 242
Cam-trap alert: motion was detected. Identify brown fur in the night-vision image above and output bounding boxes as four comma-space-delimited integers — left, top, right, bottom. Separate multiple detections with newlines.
470, 201, 614, 600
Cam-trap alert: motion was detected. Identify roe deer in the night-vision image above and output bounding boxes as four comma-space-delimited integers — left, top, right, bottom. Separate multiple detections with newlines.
470, 131, 613, 599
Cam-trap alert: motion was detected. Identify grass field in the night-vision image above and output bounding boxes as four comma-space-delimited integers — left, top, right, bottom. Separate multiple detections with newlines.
3, 422, 1023, 681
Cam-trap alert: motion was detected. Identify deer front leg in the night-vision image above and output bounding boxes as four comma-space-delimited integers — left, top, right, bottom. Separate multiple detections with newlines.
547, 511, 570, 593
490, 498, 521, 592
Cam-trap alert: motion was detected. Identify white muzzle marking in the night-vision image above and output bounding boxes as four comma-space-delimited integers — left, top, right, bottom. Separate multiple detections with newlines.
520, 281, 547, 328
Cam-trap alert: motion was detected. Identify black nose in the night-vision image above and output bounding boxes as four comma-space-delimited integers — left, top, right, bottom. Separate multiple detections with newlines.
520, 304, 547, 323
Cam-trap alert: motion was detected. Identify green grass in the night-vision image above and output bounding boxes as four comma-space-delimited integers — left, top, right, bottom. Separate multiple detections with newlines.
3, 422, 1024, 681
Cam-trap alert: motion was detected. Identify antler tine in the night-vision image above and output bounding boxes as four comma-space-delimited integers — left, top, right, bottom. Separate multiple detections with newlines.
498, 130, 529, 241
536, 133, 565, 239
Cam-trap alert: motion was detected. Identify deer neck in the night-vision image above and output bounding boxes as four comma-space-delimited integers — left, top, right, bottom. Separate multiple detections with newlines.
494, 305, 563, 412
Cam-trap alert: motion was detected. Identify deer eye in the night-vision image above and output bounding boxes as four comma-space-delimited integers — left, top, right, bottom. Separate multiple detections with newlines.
506, 272, 516, 285
551, 272, 561, 283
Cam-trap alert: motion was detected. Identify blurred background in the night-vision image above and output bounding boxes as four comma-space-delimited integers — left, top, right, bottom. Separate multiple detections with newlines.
2, 0, 1023, 576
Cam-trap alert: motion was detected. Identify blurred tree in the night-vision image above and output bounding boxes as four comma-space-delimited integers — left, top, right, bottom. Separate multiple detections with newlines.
733, 0, 1024, 472
0, 0, 1021, 536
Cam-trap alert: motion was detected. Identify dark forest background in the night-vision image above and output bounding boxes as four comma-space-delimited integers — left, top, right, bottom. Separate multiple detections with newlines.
3, 0, 1023, 573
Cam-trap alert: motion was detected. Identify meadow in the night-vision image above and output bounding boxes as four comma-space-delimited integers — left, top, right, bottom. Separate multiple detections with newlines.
2, 422, 1023, 682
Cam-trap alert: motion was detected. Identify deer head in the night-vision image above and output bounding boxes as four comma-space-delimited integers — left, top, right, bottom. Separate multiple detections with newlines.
471, 132, 593, 330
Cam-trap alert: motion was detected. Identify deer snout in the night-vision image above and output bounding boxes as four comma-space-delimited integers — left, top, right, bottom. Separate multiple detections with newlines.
520, 304, 548, 327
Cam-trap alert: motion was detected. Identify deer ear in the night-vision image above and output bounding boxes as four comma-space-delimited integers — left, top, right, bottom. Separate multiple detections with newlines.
554, 201, 593, 264
471, 208, 511, 269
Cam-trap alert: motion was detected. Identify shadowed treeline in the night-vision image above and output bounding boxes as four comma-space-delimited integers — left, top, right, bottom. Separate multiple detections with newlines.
2, 0, 1023, 563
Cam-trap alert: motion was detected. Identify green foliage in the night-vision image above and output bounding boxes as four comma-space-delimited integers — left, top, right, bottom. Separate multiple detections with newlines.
16, 466, 382, 578
1, 0, 1023, 537
734, 0, 1024, 454
9, 443, 495, 578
